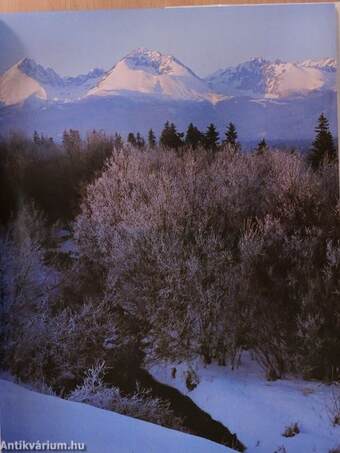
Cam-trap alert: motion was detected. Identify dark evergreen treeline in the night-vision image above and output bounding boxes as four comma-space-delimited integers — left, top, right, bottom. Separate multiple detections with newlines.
130, 121, 240, 151
0, 113, 336, 227
128, 114, 336, 161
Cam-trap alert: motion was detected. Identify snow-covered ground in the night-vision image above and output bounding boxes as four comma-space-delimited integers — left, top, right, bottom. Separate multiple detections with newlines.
0, 379, 233, 453
150, 354, 340, 453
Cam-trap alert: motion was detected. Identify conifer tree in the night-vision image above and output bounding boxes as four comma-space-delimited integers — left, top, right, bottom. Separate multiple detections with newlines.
160, 121, 183, 149
127, 132, 137, 147
136, 132, 145, 149
148, 129, 156, 148
257, 138, 268, 154
113, 133, 124, 149
63, 129, 81, 155
185, 123, 203, 149
33, 131, 41, 145
62, 130, 69, 148
205, 123, 219, 151
309, 113, 336, 169
224, 122, 238, 147
160, 121, 170, 147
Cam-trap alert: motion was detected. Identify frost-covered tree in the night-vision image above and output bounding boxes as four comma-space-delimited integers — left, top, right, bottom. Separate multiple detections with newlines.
0, 202, 55, 381
73, 146, 340, 379
5, 143, 337, 388
1, 202, 48, 313
73, 150, 264, 363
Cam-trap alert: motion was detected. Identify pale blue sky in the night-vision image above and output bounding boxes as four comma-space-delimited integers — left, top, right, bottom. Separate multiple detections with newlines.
0, 3, 336, 77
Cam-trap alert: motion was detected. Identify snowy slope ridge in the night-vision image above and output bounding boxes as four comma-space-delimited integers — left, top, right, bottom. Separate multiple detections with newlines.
87, 48, 223, 103
0, 379, 233, 453
0, 58, 104, 105
0, 60, 48, 106
150, 353, 340, 453
206, 57, 336, 98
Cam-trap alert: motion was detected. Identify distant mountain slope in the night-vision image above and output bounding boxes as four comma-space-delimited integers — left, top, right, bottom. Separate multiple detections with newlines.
0, 379, 231, 453
0, 89, 335, 143
1, 53, 336, 106
0, 51, 336, 143
0, 60, 48, 106
0, 58, 104, 105
206, 57, 336, 98
87, 48, 223, 103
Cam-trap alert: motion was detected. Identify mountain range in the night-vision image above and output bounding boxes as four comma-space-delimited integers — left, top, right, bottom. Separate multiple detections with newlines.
0, 48, 336, 143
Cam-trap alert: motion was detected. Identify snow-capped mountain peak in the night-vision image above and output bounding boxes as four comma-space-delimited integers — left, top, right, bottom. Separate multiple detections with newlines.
206, 57, 270, 98
0, 58, 105, 106
122, 48, 197, 78
299, 57, 336, 72
243, 56, 269, 67
87, 48, 222, 103
0, 59, 48, 106
206, 57, 336, 99
0, 53, 336, 107
18, 58, 64, 86
65, 67, 105, 85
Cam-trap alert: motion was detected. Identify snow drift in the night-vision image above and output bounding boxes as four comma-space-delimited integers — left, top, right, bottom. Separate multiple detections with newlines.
150, 354, 340, 453
0, 379, 233, 453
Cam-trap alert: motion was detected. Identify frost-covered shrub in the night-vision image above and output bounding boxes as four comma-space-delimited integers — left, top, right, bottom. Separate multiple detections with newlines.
73, 147, 340, 379
2, 146, 340, 389
0, 203, 144, 388
27, 379, 57, 396
238, 216, 340, 380
70, 364, 184, 430
27, 299, 141, 393
69, 362, 117, 410
0, 203, 54, 380
74, 148, 243, 364
0, 205, 115, 387
114, 387, 184, 430
0, 202, 49, 312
